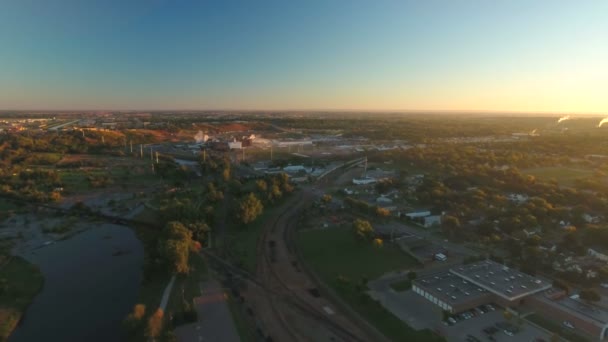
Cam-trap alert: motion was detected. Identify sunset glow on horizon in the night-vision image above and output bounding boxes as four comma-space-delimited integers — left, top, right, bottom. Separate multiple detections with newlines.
1, 0, 606, 113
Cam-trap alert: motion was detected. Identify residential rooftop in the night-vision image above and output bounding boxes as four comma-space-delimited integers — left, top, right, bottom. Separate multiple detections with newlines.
450, 260, 551, 301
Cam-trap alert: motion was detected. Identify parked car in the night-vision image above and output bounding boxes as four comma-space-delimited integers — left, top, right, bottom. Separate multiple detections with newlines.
563, 321, 575, 329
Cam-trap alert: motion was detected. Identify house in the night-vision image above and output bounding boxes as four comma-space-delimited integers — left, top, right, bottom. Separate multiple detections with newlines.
376, 196, 393, 204
588, 248, 608, 262
404, 210, 431, 219
403, 210, 442, 228
352, 177, 377, 185
423, 215, 442, 227
283, 165, 307, 173
507, 193, 529, 204
523, 227, 542, 238
583, 213, 601, 224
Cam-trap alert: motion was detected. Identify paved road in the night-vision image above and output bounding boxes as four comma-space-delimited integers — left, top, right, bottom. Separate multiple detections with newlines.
159, 275, 176, 311
175, 280, 240, 342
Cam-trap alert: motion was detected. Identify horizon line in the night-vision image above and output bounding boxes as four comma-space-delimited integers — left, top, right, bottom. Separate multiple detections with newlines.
0, 108, 605, 116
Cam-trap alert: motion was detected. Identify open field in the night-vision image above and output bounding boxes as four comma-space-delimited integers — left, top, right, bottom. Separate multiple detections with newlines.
296, 226, 442, 341
0, 257, 44, 342
523, 167, 594, 186
297, 226, 419, 281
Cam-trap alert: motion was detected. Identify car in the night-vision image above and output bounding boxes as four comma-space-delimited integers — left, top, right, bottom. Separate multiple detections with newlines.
563, 321, 575, 329
448, 317, 457, 324
504, 330, 514, 336
466, 335, 481, 342
487, 304, 496, 311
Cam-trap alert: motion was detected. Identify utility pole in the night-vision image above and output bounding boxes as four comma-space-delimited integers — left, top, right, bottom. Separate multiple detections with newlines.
130, 140, 133, 153
156, 151, 159, 164
140, 144, 143, 158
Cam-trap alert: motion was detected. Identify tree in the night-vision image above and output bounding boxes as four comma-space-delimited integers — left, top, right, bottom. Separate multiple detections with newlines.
238, 193, 264, 224
159, 222, 193, 274
123, 304, 146, 335
580, 289, 601, 303
321, 194, 332, 204
503, 310, 513, 321
407, 271, 417, 281
442, 215, 460, 237
146, 308, 164, 339
353, 219, 374, 241
132, 304, 146, 320
372, 238, 383, 248
375, 207, 390, 218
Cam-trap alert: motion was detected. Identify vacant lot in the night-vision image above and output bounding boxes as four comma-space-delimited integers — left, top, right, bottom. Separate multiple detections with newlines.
523, 167, 593, 186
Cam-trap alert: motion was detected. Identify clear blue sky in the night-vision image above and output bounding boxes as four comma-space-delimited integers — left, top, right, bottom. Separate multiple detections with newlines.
1, 0, 606, 112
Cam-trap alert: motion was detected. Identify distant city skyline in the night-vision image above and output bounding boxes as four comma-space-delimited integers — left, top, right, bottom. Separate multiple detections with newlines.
1, 0, 607, 113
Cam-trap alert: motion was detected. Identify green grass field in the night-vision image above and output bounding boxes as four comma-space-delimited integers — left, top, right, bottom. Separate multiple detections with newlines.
0, 257, 44, 341
296, 226, 442, 342
297, 226, 419, 281
523, 167, 593, 186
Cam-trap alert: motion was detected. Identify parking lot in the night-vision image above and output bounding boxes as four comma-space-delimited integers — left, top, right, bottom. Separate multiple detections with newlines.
441, 309, 552, 342
368, 274, 553, 342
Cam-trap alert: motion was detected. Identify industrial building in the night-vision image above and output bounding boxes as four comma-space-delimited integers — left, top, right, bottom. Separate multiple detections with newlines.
412, 271, 491, 313
413, 260, 550, 313
413, 260, 608, 340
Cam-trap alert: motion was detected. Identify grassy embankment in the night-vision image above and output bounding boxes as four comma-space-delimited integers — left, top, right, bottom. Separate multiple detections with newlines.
0, 257, 44, 342
297, 226, 443, 342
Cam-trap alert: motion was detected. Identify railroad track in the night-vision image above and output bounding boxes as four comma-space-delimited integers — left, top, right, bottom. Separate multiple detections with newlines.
257, 191, 370, 342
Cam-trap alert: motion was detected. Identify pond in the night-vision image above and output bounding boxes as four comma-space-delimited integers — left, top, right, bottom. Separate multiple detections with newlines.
10, 224, 143, 342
